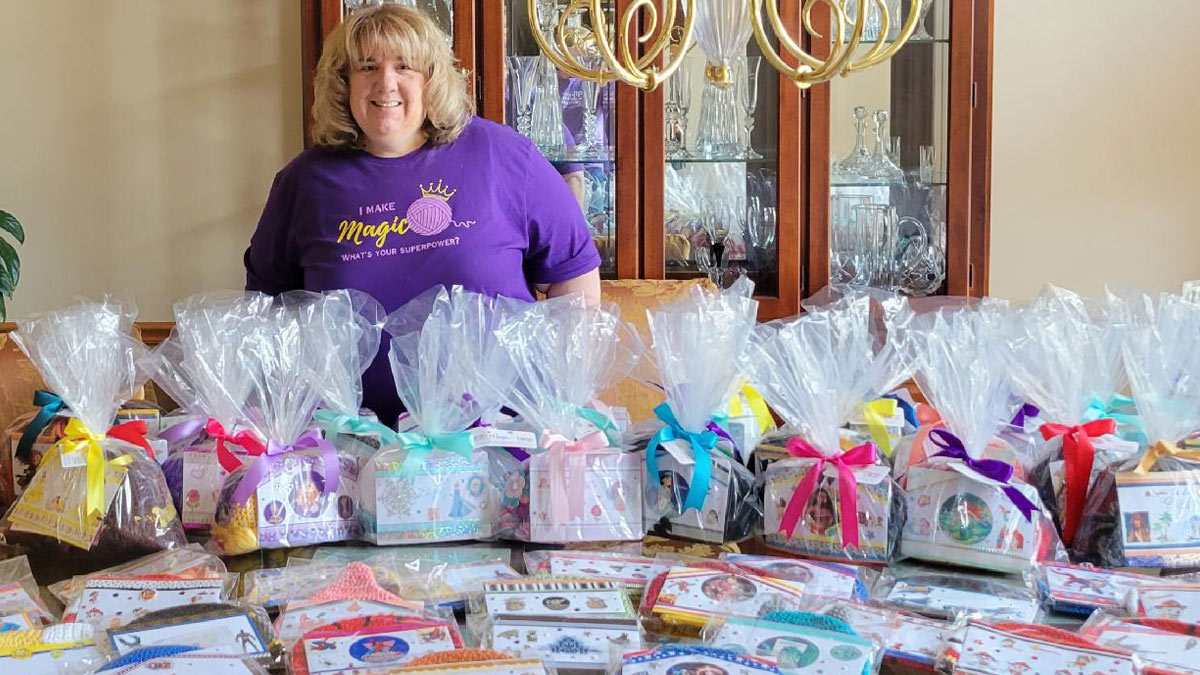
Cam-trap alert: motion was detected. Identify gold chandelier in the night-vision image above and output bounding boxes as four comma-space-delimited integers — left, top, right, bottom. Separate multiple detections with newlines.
527, 0, 924, 91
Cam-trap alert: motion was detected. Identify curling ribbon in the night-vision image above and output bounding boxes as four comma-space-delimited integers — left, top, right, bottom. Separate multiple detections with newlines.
777, 438, 877, 547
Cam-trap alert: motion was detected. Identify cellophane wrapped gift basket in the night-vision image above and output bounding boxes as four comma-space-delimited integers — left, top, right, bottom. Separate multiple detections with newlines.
638, 280, 761, 544
1002, 285, 1140, 551
1072, 290, 1200, 568
209, 294, 365, 554
489, 294, 644, 543
898, 305, 1064, 573
148, 292, 271, 529
1, 297, 186, 565
358, 286, 530, 545
746, 293, 909, 565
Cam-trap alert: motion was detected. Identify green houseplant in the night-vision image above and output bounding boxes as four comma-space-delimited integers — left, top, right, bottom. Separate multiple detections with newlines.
0, 210, 25, 320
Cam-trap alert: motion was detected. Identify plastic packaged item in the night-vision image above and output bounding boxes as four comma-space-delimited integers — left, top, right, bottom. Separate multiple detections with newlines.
814, 599, 950, 672
209, 294, 366, 554
701, 612, 882, 675
638, 281, 761, 543
744, 294, 907, 564
97, 647, 268, 674
63, 573, 238, 628
49, 544, 225, 609
621, 646, 782, 675
0, 555, 56, 625
99, 601, 278, 667
1073, 292, 1200, 568
1004, 286, 1140, 550
399, 655, 550, 675
275, 562, 428, 647
359, 287, 533, 545
289, 613, 464, 675
939, 619, 1139, 675
0, 622, 104, 674
1080, 612, 1200, 675
147, 292, 272, 529
488, 294, 644, 543
720, 553, 874, 601
524, 549, 661, 592
898, 306, 1062, 573
1, 297, 186, 565
873, 566, 1043, 623
1034, 562, 1172, 616
310, 545, 519, 606
1134, 582, 1200, 623
641, 563, 807, 640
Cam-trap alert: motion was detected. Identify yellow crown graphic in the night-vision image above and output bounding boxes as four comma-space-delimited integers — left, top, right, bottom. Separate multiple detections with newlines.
419, 179, 457, 201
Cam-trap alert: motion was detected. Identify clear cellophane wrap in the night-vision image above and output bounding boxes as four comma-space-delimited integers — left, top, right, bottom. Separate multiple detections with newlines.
2, 296, 185, 565
746, 293, 908, 564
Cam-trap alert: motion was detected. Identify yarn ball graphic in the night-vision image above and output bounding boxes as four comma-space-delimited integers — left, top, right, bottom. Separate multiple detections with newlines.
406, 196, 453, 235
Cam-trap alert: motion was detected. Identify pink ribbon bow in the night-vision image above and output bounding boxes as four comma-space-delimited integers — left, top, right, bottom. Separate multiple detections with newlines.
778, 437, 879, 548
540, 429, 610, 525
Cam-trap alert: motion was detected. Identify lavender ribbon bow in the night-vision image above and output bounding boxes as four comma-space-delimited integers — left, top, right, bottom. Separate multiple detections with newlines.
928, 428, 1039, 522
231, 429, 339, 505
159, 418, 206, 446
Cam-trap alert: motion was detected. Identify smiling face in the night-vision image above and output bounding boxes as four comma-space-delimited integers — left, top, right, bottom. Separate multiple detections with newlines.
348, 48, 428, 157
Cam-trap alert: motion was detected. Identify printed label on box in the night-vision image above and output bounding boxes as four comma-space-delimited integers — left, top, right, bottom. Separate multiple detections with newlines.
7, 446, 127, 549
492, 615, 640, 669
65, 576, 225, 628
885, 576, 1040, 622
108, 613, 269, 657
368, 451, 494, 544
953, 621, 1135, 675
255, 450, 361, 547
1136, 584, 1200, 623
650, 567, 807, 625
1084, 619, 1200, 675
276, 599, 424, 645
622, 647, 780, 675
183, 442, 249, 528
540, 551, 658, 587
724, 554, 863, 600
644, 447, 733, 543
529, 451, 642, 542
1116, 470, 1200, 567
483, 579, 634, 618
300, 620, 459, 673
1041, 562, 1171, 613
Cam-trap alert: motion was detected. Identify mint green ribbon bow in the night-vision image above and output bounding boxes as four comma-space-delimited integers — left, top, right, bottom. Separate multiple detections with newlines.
1083, 395, 1148, 447
577, 406, 620, 447
313, 410, 401, 447
396, 430, 476, 477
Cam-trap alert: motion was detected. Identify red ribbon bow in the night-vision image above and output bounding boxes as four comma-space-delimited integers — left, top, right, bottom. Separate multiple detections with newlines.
1039, 418, 1116, 545
106, 420, 155, 460
205, 419, 266, 473
778, 438, 878, 548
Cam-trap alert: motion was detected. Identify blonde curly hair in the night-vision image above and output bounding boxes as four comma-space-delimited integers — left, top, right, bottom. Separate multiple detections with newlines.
311, 4, 473, 149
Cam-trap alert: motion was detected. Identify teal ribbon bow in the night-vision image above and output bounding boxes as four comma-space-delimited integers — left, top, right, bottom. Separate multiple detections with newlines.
396, 429, 476, 477
577, 406, 620, 447
645, 403, 728, 513
17, 390, 65, 464
313, 410, 401, 447
1083, 395, 1147, 447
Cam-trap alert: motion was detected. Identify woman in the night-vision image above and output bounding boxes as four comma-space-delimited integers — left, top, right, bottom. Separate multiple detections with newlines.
244, 5, 600, 426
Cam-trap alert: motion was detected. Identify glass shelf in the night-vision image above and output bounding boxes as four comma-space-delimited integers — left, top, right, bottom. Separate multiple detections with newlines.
832, 179, 947, 188
852, 38, 949, 45
666, 151, 779, 165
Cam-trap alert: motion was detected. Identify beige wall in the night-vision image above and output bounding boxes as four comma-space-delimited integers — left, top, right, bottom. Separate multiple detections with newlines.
990, 0, 1200, 301
0, 0, 303, 320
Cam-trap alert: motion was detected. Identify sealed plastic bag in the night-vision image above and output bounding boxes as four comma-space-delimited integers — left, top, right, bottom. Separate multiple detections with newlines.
1080, 611, 1200, 675
1072, 291, 1200, 568
745, 293, 907, 564
899, 306, 1062, 573
2, 297, 185, 564
489, 294, 643, 543
149, 292, 271, 529
639, 282, 760, 543
1004, 286, 1140, 551
208, 297, 362, 554
359, 286, 531, 544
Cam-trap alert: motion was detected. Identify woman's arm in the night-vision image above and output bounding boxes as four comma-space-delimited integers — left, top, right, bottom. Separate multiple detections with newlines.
537, 267, 601, 306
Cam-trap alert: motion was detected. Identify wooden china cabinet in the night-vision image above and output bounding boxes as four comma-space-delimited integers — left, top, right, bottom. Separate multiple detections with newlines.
301, 0, 994, 319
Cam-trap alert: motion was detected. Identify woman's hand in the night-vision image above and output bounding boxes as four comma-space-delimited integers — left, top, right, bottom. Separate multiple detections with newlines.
537, 268, 601, 306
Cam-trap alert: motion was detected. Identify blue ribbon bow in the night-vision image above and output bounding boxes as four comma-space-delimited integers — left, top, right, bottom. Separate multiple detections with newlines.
882, 393, 919, 430
929, 428, 1040, 522
17, 390, 65, 464
645, 403, 727, 513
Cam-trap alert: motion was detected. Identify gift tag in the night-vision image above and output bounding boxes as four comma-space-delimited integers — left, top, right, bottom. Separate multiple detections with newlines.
1082, 618, 1200, 675
622, 646, 781, 675
299, 618, 460, 673
482, 578, 634, 618
884, 575, 1040, 622
1116, 470, 1200, 568
724, 554, 866, 600
707, 616, 877, 674
492, 615, 640, 670
65, 576, 226, 628
107, 611, 270, 657
469, 427, 538, 449
950, 621, 1136, 675
649, 567, 807, 625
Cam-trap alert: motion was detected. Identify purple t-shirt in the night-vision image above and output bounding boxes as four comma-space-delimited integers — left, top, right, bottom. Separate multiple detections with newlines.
244, 116, 600, 425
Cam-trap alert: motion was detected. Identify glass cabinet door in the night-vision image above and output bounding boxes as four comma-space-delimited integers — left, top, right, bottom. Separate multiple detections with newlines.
827, 0, 950, 297
500, 0, 620, 278
341, 0, 454, 32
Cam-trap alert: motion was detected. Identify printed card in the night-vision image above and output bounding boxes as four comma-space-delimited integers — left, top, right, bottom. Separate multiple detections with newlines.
723, 554, 865, 600
398, 658, 548, 675
182, 442, 249, 528
1116, 470, 1200, 568
0, 611, 34, 632
106, 654, 260, 675
1040, 563, 1171, 614
951, 621, 1136, 675
884, 575, 1040, 622
255, 450, 361, 547
0, 581, 54, 625
368, 451, 495, 544
300, 620, 460, 673
1136, 584, 1200, 623
901, 465, 1042, 573
708, 616, 876, 674
108, 612, 269, 657
536, 551, 659, 588
644, 445, 733, 543
1083, 619, 1200, 675
65, 576, 226, 627
7, 446, 127, 549
622, 646, 781, 675
277, 599, 424, 645
439, 561, 521, 594
649, 567, 807, 625
814, 601, 947, 667
482, 579, 634, 618
528, 451, 643, 542
491, 615, 640, 669
762, 461, 894, 563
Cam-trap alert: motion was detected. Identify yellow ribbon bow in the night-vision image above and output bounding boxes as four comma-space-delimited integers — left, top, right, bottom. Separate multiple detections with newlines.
729, 384, 774, 435
50, 418, 133, 517
861, 398, 900, 457
1134, 440, 1200, 474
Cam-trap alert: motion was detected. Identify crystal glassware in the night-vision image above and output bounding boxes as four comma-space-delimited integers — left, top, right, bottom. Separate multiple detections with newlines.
867, 110, 903, 181
738, 55, 762, 160
831, 194, 872, 284
913, 0, 936, 41
574, 57, 604, 158
666, 66, 693, 159
507, 55, 539, 139
852, 203, 901, 289
837, 106, 874, 179
919, 144, 935, 183
529, 55, 566, 156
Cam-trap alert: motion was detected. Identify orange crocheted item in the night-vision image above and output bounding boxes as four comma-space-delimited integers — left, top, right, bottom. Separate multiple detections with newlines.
406, 649, 515, 666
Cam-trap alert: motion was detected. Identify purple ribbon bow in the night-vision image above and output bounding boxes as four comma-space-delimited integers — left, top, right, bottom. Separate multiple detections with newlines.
1009, 403, 1040, 428
231, 429, 339, 505
929, 428, 1039, 522
706, 421, 739, 461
